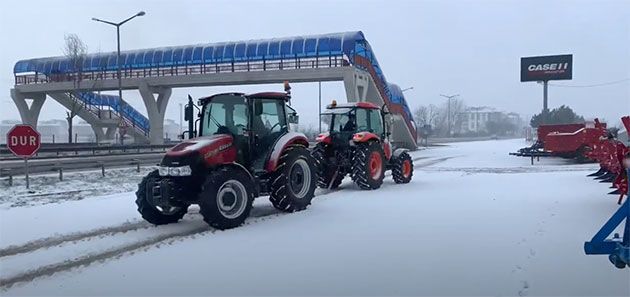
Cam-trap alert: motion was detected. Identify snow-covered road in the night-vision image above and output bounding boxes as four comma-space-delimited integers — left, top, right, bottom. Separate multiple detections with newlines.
1, 139, 628, 296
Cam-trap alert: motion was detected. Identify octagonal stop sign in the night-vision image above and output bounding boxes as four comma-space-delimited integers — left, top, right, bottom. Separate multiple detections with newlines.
6, 124, 41, 158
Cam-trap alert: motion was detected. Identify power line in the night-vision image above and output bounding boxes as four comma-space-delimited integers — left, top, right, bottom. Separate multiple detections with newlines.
547, 78, 630, 88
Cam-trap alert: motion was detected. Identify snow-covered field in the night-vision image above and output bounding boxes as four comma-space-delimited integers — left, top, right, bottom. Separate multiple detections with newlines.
1, 139, 628, 296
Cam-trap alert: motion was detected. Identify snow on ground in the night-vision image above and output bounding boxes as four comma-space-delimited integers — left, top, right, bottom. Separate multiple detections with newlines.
1, 139, 629, 296
0, 167, 156, 208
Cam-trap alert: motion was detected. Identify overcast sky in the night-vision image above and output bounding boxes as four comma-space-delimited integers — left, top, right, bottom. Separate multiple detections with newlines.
1, 0, 628, 128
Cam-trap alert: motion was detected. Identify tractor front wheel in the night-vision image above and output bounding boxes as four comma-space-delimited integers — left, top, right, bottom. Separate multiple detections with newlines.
270, 145, 317, 212
392, 151, 413, 184
135, 170, 187, 225
351, 142, 385, 190
199, 167, 254, 230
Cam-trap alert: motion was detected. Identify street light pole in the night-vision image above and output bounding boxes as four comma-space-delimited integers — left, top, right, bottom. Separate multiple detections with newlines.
401, 87, 414, 93
440, 94, 459, 136
92, 11, 146, 144
318, 81, 322, 133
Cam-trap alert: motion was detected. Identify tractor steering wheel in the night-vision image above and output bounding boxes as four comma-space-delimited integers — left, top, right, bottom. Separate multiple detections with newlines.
268, 122, 281, 132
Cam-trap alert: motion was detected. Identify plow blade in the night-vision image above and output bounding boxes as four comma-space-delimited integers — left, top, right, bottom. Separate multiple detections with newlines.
588, 168, 607, 177
595, 172, 613, 180
600, 176, 616, 183
609, 189, 622, 195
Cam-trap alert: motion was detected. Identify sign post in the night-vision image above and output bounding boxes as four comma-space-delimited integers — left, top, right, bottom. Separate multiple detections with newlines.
520, 54, 573, 123
6, 124, 41, 189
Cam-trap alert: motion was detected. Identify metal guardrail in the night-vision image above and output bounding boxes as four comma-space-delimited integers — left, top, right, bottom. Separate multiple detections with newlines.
14, 55, 348, 85
0, 153, 164, 178
0, 143, 176, 160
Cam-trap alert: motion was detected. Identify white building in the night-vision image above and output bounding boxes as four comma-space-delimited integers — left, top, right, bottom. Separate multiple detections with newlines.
459, 107, 502, 134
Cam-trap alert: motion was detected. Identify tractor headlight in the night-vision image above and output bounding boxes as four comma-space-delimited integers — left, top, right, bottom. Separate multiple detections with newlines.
159, 165, 192, 176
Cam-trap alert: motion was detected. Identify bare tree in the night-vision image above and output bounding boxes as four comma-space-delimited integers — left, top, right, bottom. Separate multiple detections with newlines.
62, 33, 88, 143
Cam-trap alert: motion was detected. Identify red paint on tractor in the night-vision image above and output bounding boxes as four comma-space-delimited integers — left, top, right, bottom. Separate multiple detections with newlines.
316, 132, 332, 144
352, 132, 380, 143
166, 134, 237, 165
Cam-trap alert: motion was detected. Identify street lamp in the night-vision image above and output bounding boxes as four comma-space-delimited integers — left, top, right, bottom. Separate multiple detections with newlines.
439, 94, 459, 136
92, 11, 145, 144
401, 87, 414, 93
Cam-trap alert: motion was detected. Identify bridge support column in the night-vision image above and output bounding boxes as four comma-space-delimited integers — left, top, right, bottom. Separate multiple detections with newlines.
90, 126, 107, 143
11, 89, 46, 130
105, 127, 117, 140
139, 82, 171, 145
343, 69, 370, 102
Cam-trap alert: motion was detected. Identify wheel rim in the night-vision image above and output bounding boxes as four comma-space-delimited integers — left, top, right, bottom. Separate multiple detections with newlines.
402, 159, 412, 178
216, 180, 248, 219
369, 152, 383, 180
289, 159, 311, 199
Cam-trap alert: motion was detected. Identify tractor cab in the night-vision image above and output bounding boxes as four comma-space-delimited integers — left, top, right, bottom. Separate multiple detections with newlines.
196, 92, 297, 171
319, 100, 389, 147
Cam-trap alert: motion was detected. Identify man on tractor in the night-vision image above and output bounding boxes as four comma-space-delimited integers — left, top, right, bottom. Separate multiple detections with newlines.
312, 100, 414, 190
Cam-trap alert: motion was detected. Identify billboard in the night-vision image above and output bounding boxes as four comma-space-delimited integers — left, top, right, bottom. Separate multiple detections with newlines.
520, 54, 572, 82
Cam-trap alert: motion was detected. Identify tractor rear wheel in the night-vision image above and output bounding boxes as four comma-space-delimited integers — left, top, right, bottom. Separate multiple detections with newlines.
135, 170, 187, 225
199, 167, 254, 230
270, 145, 317, 212
392, 151, 413, 184
311, 144, 345, 189
351, 142, 385, 190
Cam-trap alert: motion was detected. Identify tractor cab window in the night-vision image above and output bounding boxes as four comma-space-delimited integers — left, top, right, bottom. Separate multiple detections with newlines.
252, 99, 286, 137
369, 109, 384, 136
327, 108, 355, 133
355, 108, 369, 132
201, 95, 248, 136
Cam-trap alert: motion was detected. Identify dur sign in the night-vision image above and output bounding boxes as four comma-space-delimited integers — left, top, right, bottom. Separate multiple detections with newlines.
521, 54, 573, 82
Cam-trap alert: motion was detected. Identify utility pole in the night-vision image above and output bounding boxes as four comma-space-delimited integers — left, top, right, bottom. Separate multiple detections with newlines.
92, 11, 146, 144
179, 103, 183, 137
440, 94, 459, 137
318, 81, 322, 133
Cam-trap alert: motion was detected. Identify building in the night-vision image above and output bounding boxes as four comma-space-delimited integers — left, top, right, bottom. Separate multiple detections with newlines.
459, 107, 501, 134
458, 107, 523, 136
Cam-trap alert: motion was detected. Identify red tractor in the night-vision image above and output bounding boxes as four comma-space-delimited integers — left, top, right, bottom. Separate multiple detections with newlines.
136, 90, 317, 230
312, 101, 414, 190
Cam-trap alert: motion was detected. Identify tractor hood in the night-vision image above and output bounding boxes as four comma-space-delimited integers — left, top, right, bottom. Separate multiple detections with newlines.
161, 134, 237, 167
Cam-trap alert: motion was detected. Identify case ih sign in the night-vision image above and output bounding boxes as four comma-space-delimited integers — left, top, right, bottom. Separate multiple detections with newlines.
521, 54, 573, 82
6, 124, 41, 158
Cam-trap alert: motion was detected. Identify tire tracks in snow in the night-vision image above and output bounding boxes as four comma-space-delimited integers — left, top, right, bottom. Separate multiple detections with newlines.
0, 154, 451, 289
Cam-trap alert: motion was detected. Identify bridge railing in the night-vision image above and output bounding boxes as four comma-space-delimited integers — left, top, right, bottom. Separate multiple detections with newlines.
14, 55, 349, 85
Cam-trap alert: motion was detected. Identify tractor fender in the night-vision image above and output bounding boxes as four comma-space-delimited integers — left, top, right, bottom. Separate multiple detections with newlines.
393, 148, 410, 159
265, 132, 309, 172
352, 132, 380, 143
213, 162, 258, 197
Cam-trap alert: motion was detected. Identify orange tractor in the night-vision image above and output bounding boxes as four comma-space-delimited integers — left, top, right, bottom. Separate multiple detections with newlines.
311, 101, 414, 190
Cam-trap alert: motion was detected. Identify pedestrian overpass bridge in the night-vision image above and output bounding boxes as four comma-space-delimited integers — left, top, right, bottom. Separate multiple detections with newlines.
12, 31, 418, 149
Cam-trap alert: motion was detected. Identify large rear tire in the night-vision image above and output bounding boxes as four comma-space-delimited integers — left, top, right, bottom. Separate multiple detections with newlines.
270, 145, 317, 212
351, 142, 385, 190
135, 170, 187, 225
199, 167, 254, 230
311, 144, 345, 189
392, 151, 413, 184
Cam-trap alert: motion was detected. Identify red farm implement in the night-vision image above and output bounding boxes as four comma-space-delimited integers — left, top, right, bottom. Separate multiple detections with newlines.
586, 116, 630, 205
510, 120, 606, 162
584, 116, 630, 269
